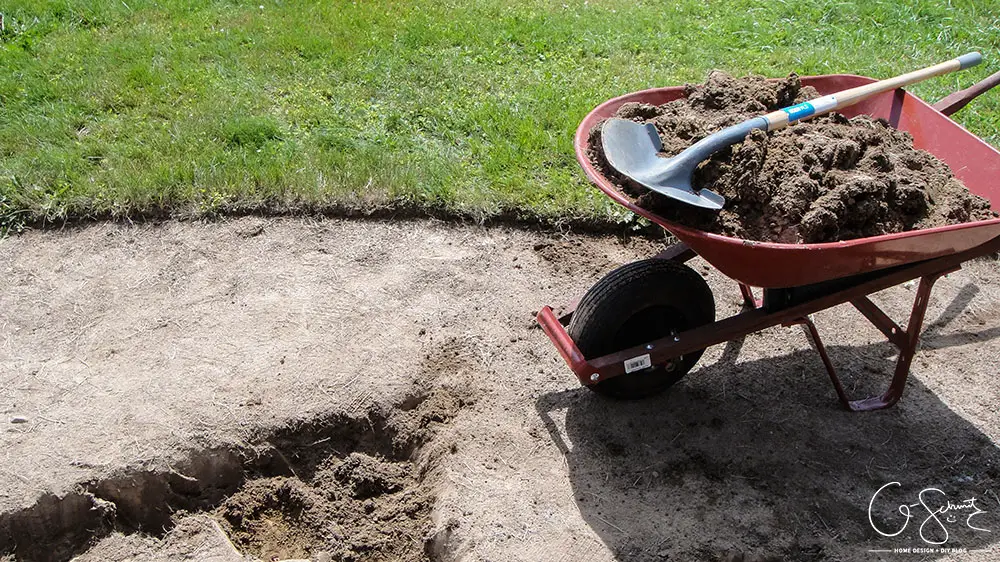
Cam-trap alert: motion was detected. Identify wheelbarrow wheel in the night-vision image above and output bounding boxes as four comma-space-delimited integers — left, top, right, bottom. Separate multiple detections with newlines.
568, 258, 715, 400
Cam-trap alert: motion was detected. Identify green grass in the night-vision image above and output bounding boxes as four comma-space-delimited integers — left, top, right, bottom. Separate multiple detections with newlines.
2, 0, 999, 233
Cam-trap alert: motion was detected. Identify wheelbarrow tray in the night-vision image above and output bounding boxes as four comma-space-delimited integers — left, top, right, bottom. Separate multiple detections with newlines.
575, 74, 1000, 288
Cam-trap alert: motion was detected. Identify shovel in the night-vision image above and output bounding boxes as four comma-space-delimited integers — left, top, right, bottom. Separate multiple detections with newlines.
602, 52, 983, 209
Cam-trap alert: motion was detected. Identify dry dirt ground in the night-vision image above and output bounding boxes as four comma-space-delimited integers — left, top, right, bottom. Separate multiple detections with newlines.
1, 217, 1000, 562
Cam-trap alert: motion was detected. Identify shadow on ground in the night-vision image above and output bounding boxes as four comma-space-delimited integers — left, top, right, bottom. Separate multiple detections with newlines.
537, 288, 1000, 561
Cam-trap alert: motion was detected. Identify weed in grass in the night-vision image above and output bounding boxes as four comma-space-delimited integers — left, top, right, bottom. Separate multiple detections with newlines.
221, 117, 283, 149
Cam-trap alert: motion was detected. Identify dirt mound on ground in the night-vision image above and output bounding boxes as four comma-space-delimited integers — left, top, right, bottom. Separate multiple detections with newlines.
589, 71, 997, 243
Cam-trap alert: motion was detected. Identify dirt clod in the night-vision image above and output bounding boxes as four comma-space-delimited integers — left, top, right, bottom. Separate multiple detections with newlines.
331, 452, 406, 499
590, 71, 997, 243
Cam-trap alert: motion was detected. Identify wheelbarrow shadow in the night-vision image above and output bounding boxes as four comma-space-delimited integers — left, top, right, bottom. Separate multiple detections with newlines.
536, 311, 1000, 561
921, 283, 1000, 349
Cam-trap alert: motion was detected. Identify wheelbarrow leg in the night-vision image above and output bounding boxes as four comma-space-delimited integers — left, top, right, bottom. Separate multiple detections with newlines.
796, 271, 951, 411
738, 283, 762, 309
789, 316, 847, 405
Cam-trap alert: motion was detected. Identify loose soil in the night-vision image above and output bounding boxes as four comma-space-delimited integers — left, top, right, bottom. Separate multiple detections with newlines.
1, 382, 467, 562
215, 386, 466, 562
2, 217, 1000, 561
217, 455, 427, 561
589, 71, 998, 243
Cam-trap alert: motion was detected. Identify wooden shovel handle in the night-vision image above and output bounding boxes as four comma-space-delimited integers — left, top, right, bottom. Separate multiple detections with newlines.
762, 53, 982, 130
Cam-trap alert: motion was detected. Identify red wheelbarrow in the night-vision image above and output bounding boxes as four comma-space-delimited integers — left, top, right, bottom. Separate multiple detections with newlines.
537, 71, 1000, 411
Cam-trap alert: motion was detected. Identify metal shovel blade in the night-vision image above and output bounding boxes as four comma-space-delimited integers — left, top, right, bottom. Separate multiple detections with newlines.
601, 118, 725, 210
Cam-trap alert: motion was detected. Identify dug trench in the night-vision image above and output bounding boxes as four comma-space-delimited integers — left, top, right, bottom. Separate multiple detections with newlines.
0, 383, 470, 562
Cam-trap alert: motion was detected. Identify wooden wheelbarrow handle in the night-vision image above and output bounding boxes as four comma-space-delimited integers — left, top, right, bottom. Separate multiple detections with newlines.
933, 69, 1000, 116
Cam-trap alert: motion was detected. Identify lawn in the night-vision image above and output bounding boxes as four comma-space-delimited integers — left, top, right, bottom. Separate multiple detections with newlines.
1, 0, 998, 233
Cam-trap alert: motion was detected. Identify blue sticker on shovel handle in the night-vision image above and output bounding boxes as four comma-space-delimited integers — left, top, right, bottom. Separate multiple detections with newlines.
782, 95, 838, 123
783, 101, 815, 121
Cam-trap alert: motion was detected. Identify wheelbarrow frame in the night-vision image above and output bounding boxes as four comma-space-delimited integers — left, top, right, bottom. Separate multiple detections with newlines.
538, 70, 1000, 411
538, 235, 999, 411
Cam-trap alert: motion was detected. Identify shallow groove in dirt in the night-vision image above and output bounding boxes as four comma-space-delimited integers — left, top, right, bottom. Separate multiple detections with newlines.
0, 386, 469, 562
14, 201, 664, 240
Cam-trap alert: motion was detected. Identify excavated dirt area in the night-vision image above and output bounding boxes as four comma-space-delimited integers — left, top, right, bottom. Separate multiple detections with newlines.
3, 217, 1000, 561
212, 385, 468, 562
589, 71, 997, 243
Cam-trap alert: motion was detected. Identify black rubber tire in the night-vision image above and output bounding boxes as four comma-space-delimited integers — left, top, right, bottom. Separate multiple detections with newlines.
568, 259, 715, 400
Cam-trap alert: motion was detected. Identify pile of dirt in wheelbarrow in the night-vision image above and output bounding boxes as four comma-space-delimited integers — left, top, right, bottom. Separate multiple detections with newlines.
588, 71, 998, 243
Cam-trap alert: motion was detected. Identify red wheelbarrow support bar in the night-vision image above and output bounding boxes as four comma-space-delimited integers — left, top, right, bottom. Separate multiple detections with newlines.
537, 306, 590, 376
537, 235, 1000, 411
